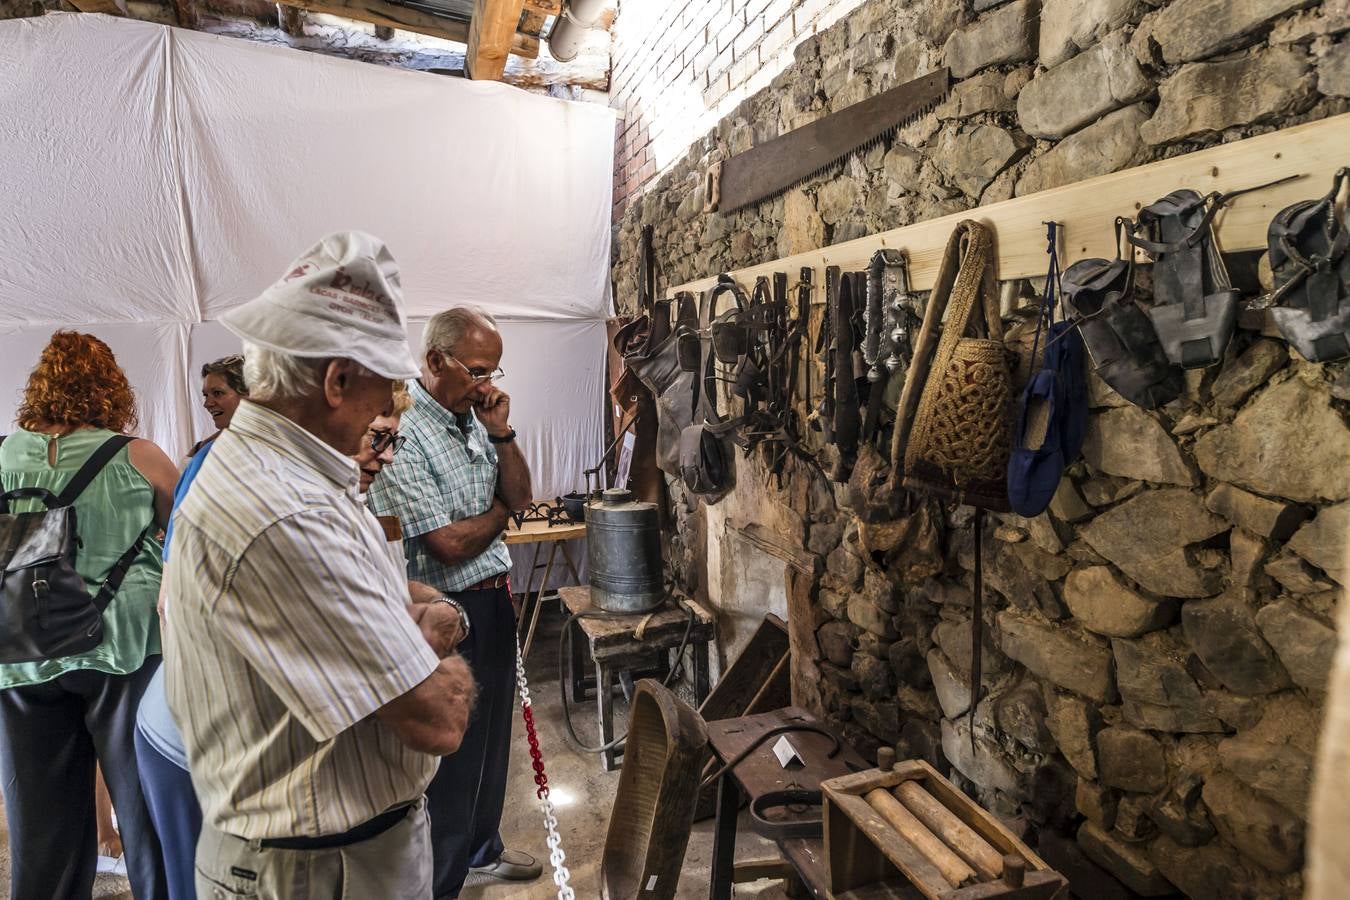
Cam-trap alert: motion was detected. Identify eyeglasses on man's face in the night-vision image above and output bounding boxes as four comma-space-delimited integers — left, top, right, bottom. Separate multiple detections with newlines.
368, 429, 406, 455
448, 355, 505, 385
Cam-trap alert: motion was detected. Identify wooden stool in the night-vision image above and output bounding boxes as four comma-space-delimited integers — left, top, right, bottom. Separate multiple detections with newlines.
558, 585, 715, 771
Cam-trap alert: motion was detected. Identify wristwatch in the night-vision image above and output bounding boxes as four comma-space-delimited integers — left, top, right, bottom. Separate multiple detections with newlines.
433, 595, 471, 642
487, 428, 517, 444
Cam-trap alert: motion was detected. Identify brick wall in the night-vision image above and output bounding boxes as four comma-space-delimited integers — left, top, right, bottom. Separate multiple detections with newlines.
609, 0, 868, 218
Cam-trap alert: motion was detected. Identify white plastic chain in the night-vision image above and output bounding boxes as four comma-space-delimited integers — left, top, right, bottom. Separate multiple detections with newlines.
514, 637, 575, 900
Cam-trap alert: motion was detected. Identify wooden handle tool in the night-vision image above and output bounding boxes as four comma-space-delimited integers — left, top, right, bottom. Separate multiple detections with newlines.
894, 780, 1004, 881
865, 788, 976, 888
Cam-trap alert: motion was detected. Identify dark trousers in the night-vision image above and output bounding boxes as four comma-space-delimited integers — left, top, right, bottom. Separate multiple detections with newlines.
428, 586, 515, 899
134, 726, 202, 900
0, 660, 167, 900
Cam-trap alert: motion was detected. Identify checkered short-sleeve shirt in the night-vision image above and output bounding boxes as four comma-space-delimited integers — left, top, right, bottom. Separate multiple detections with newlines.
368, 379, 512, 592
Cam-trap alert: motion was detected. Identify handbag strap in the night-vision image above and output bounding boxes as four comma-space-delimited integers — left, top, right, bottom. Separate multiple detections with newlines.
927, 221, 998, 381
57, 435, 135, 507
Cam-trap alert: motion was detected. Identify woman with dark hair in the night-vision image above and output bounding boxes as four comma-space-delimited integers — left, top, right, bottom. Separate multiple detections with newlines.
0, 330, 176, 900
135, 353, 247, 900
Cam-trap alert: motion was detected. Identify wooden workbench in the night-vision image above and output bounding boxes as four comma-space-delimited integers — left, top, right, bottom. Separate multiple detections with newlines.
558, 585, 716, 771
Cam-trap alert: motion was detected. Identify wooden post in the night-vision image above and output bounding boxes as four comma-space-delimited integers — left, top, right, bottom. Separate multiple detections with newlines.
466, 0, 528, 80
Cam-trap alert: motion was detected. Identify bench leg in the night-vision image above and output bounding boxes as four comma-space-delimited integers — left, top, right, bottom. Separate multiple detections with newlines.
597, 663, 618, 772
521, 543, 559, 661
567, 619, 590, 703
710, 775, 741, 900
516, 541, 543, 636
694, 639, 711, 705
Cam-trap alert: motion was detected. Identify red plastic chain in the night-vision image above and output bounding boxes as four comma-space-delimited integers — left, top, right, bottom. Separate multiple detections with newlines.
521, 702, 550, 800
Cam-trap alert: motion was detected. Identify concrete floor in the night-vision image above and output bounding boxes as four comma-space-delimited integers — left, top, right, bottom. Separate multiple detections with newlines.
0, 601, 793, 899
463, 600, 792, 899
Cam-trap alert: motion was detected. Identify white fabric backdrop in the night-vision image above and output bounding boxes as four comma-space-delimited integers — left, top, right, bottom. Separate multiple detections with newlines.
0, 14, 614, 513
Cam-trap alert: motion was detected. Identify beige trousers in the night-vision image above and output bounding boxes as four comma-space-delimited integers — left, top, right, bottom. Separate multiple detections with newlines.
194, 798, 432, 900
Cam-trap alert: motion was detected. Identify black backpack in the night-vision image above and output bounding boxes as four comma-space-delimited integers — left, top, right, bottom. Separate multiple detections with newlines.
0, 435, 150, 663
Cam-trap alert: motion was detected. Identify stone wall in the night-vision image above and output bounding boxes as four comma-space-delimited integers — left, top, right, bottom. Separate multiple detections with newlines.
610, 0, 1350, 896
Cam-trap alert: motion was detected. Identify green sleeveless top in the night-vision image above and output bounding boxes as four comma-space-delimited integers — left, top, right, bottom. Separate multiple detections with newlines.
0, 427, 164, 688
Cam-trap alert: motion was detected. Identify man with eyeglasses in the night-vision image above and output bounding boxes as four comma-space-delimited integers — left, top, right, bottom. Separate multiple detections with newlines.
368, 307, 535, 899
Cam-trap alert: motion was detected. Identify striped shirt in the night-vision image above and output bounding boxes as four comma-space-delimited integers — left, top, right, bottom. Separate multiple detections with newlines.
162, 401, 440, 839
368, 379, 511, 592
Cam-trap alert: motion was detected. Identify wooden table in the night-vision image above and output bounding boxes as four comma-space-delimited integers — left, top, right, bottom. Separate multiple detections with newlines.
707, 708, 919, 900
558, 585, 716, 771
505, 517, 586, 661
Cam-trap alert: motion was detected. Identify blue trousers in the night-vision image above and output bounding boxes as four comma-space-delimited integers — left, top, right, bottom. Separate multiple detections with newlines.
134, 726, 202, 900
429, 585, 515, 899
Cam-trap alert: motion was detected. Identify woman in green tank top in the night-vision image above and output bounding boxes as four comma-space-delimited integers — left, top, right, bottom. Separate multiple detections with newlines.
0, 332, 178, 900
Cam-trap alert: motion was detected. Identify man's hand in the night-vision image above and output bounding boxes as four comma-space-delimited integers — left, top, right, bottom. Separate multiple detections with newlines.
474, 387, 512, 438
408, 580, 442, 605
408, 601, 465, 657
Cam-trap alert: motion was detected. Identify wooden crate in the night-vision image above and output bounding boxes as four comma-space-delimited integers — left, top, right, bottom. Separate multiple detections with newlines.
823, 755, 1066, 900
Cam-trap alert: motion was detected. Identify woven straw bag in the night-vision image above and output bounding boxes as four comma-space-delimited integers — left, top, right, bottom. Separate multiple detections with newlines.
902, 220, 1013, 511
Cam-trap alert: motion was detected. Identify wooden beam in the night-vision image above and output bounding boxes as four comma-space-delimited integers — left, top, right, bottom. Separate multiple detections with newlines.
277, 0, 536, 54
173, 0, 200, 28
518, 8, 545, 36
465, 0, 526, 80
277, 2, 303, 34
282, 0, 471, 42
670, 114, 1350, 302
67, 0, 125, 13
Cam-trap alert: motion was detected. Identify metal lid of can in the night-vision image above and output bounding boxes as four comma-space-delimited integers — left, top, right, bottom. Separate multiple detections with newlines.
602, 488, 634, 505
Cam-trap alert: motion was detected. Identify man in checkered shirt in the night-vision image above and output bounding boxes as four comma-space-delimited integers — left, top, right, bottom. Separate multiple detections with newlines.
368, 307, 536, 898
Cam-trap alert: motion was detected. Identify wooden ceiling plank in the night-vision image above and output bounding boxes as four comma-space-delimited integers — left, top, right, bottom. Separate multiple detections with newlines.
173, 0, 200, 28
518, 8, 545, 36
465, 0, 527, 80
67, 0, 125, 14
277, 2, 303, 34
283, 0, 471, 43
522, 0, 559, 13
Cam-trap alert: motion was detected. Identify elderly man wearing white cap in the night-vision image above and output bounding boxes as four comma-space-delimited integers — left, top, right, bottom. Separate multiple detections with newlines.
162, 232, 476, 899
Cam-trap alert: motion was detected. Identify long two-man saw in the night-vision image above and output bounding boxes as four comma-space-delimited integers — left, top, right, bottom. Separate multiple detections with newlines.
706, 67, 951, 215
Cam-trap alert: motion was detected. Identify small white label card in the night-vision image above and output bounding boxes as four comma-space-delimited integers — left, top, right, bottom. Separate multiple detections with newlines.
772, 735, 804, 769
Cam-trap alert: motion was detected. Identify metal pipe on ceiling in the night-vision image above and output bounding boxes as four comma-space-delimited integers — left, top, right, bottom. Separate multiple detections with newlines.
546, 0, 605, 62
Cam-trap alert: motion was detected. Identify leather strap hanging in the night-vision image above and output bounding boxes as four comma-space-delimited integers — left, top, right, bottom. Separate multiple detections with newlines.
970, 508, 985, 753
814, 267, 840, 443
830, 271, 863, 482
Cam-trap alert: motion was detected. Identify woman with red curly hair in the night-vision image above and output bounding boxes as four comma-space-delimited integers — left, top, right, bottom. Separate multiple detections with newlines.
0, 330, 178, 900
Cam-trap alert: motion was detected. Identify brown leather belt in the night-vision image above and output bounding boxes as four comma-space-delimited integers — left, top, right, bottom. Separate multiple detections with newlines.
459, 573, 509, 592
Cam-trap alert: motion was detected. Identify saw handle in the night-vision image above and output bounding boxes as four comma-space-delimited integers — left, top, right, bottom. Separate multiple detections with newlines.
704, 160, 722, 214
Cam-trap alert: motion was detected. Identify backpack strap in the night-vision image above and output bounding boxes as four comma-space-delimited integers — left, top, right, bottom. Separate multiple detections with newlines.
57, 435, 135, 507
55, 435, 148, 613
90, 523, 151, 614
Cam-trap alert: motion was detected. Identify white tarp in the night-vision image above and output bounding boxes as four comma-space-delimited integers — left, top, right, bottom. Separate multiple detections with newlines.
0, 14, 614, 512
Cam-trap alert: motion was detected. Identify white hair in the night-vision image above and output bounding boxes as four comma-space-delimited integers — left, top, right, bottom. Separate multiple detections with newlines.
422, 307, 499, 358
241, 342, 326, 402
